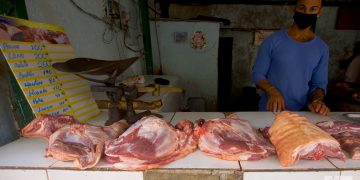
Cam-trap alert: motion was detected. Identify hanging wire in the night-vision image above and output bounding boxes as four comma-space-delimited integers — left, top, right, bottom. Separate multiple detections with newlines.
70, 0, 144, 53
69, 0, 112, 26
123, 30, 143, 52
102, 26, 116, 43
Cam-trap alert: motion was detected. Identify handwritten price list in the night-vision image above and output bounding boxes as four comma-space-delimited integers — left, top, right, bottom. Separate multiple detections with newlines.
0, 41, 99, 122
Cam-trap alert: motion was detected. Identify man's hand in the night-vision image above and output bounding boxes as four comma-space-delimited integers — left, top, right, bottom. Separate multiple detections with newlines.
266, 87, 285, 112
307, 100, 330, 116
308, 88, 329, 115
256, 80, 286, 112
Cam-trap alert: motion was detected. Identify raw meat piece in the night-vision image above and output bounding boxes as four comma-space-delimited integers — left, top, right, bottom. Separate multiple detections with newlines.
269, 111, 345, 167
316, 121, 360, 160
46, 120, 128, 169
194, 116, 275, 161
259, 127, 270, 139
21, 114, 77, 140
104, 116, 197, 170
316, 121, 360, 134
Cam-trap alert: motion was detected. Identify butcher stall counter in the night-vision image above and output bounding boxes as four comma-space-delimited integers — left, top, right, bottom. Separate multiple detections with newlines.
0, 111, 359, 180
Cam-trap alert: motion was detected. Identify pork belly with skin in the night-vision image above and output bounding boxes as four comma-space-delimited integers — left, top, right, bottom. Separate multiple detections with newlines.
269, 111, 345, 167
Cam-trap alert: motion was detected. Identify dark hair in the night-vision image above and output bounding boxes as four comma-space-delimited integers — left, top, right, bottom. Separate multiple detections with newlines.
296, 0, 323, 6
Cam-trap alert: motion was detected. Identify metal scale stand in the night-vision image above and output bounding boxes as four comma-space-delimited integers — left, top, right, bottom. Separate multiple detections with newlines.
52, 57, 161, 125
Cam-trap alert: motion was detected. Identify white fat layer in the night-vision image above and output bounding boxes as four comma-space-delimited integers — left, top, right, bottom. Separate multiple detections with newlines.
199, 135, 222, 153
317, 121, 334, 128
237, 154, 252, 160
293, 141, 339, 158
113, 156, 148, 169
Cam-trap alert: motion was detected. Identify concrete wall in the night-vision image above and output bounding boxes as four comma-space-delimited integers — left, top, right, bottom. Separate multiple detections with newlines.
149, 20, 220, 111
168, 4, 360, 100
25, 0, 145, 80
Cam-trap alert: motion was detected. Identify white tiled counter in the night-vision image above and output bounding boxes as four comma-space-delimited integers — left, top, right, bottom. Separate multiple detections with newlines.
0, 111, 359, 180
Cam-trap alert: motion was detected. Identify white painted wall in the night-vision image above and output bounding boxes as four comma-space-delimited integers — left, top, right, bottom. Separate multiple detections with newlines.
150, 20, 220, 110
25, 0, 145, 80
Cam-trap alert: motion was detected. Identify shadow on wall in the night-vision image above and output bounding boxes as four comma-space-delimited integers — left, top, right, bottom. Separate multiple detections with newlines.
0, 63, 19, 147
219, 86, 260, 112
183, 87, 260, 112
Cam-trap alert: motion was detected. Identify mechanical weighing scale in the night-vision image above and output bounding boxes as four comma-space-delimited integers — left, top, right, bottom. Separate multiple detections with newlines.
52, 57, 165, 125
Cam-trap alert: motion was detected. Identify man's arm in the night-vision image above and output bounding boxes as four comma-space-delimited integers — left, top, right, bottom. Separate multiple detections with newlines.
252, 35, 285, 112
257, 80, 285, 112
307, 88, 329, 115
307, 45, 330, 115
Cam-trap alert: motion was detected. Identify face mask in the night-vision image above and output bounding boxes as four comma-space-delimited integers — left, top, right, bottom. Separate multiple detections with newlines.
293, 12, 318, 30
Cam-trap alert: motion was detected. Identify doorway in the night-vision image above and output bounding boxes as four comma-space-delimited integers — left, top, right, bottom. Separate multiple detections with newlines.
217, 37, 233, 111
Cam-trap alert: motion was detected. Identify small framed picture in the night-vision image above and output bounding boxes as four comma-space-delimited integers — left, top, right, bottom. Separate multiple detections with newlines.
191, 30, 206, 49
174, 32, 188, 43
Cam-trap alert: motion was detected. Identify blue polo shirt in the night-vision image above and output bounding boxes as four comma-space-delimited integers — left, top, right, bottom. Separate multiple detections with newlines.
252, 28, 329, 111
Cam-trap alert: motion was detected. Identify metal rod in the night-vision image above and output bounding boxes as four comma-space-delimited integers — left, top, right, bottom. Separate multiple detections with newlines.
139, 0, 154, 74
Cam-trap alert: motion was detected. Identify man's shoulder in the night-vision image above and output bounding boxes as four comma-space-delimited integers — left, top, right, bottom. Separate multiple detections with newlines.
266, 29, 285, 40
313, 37, 329, 51
262, 29, 286, 45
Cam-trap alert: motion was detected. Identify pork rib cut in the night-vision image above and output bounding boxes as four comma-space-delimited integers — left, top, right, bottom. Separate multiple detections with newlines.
104, 116, 197, 170
46, 120, 128, 169
316, 121, 360, 160
194, 116, 275, 161
21, 114, 77, 140
269, 111, 345, 167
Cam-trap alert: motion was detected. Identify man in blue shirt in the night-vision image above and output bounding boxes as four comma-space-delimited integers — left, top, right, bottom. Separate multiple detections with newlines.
252, 0, 330, 115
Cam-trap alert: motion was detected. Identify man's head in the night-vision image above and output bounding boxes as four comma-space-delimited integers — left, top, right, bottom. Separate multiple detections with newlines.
293, 0, 323, 30
294, 0, 322, 15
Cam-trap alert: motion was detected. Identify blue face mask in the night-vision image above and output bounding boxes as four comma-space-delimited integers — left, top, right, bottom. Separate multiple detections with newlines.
293, 12, 318, 30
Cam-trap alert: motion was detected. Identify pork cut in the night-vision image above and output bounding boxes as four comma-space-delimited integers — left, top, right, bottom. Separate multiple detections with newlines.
269, 111, 345, 167
194, 116, 275, 161
316, 120, 360, 160
46, 120, 128, 169
104, 116, 197, 170
22, 114, 77, 140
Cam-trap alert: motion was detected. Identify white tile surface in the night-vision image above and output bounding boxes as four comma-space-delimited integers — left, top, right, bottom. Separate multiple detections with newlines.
47, 169, 143, 180
240, 156, 337, 171
50, 159, 115, 170
155, 112, 175, 122
161, 150, 240, 169
171, 112, 225, 124
328, 112, 358, 122
132, 111, 174, 122
341, 170, 360, 180
327, 153, 360, 170
243, 171, 340, 180
0, 169, 48, 180
233, 112, 275, 128
0, 138, 56, 168
296, 111, 335, 123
